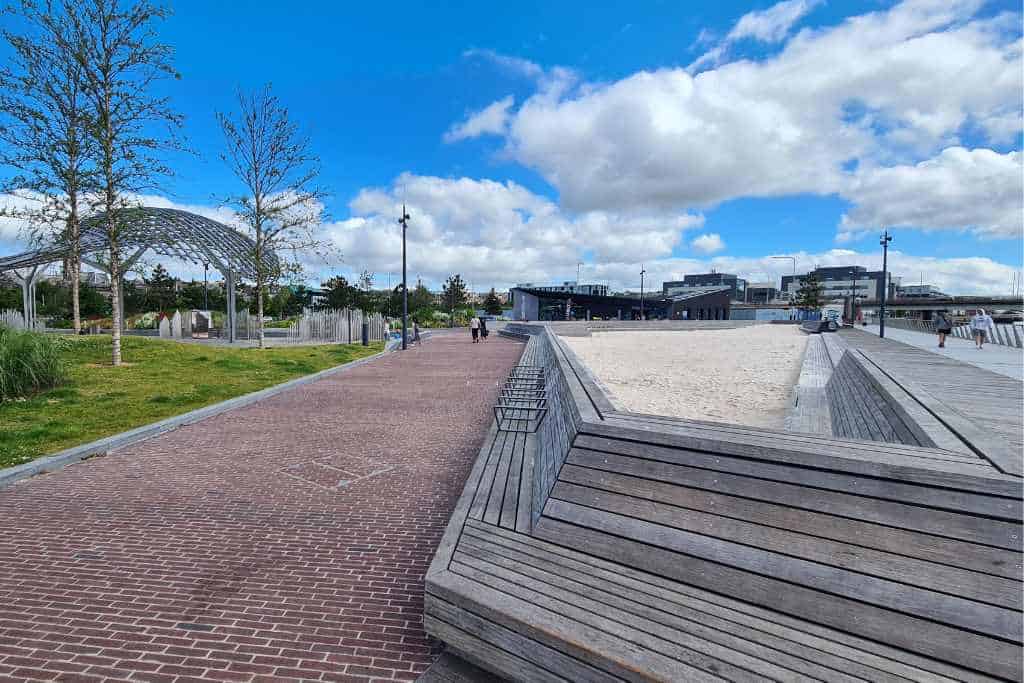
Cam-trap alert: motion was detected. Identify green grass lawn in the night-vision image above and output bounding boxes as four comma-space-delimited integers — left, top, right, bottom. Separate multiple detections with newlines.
0, 335, 384, 469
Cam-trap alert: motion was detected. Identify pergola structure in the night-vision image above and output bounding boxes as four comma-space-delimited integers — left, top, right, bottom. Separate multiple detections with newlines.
0, 207, 276, 342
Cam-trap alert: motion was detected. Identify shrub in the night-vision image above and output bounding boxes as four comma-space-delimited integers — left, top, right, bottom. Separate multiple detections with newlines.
0, 326, 67, 401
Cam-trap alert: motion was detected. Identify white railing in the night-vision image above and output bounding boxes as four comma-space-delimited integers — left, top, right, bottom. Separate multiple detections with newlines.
885, 317, 1023, 348
287, 308, 388, 343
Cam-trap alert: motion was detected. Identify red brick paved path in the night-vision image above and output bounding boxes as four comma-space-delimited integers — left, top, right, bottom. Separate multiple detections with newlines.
0, 334, 523, 683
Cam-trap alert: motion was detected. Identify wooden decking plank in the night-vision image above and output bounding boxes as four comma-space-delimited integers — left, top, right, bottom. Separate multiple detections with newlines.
602, 409, 981, 463
458, 532, 888, 683
468, 429, 510, 521
454, 542, 865, 683
557, 464, 1020, 579
483, 430, 517, 526
428, 570, 723, 683
568, 448, 1020, 550
573, 434, 1020, 520
532, 516, 1022, 681
499, 431, 525, 530
450, 556, 757, 682
549, 481, 1020, 609
463, 519, 1003, 683
426, 595, 617, 683
582, 420, 1019, 496
423, 614, 570, 683
542, 499, 1020, 642
514, 435, 535, 533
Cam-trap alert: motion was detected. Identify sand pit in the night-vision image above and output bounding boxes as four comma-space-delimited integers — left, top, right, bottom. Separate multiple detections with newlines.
563, 326, 808, 429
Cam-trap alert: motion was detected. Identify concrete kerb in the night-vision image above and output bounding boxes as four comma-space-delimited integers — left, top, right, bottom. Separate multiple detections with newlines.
0, 344, 397, 489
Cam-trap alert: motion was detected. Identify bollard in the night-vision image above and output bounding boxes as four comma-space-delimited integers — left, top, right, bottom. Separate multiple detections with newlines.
361, 321, 369, 346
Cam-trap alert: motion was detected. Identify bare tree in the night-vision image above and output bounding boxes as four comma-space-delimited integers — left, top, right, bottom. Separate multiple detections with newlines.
0, 0, 95, 333
66, 0, 183, 365
218, 85, 326, 349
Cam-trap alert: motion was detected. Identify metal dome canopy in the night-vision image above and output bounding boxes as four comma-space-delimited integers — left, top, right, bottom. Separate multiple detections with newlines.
0, 206, 277, 279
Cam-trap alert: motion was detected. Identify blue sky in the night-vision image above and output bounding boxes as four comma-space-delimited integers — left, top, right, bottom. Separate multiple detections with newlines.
1, 0, 1022, 293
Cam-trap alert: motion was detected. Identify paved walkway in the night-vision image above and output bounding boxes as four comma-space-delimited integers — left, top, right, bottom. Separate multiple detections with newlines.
0, 334, 523, 683
863, 324, 1023, 381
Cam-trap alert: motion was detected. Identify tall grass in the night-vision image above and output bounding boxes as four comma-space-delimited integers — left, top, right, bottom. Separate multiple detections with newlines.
0, 326, 66, 401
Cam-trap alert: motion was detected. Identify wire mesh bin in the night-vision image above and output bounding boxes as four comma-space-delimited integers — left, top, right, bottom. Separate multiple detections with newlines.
495, 364, 549, 433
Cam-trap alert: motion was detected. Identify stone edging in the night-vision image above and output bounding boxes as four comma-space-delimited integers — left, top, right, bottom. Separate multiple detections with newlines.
0, 345, 394, 489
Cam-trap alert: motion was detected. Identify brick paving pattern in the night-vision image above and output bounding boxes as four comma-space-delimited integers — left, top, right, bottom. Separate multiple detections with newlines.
0, 334, 523, 683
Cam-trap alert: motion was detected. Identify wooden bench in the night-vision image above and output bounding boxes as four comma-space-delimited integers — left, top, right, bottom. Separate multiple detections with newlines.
425, 326, 1023, 682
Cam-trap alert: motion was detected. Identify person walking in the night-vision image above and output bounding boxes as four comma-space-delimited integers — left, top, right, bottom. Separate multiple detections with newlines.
970, 308, 994, 349
934, 310, 953, 348
479, 316, 489, 341
470, 315, 480, 343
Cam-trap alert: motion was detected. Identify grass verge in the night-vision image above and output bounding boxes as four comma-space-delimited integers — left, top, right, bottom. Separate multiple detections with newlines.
0, 335, 383, 469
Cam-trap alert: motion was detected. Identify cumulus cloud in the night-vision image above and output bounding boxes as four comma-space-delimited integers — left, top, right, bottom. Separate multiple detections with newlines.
690, 0, 822, 70
690, 233, 726, 254
838, 147, 1023, 240
456, 0, 1021, 231
443, 96, 515, 143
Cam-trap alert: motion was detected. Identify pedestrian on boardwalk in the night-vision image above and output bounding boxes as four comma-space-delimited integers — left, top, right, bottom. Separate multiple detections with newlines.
479, 317, 489, 341
934, 310, 953, 348
470, 315, 480, 343
970, 308, 994, 349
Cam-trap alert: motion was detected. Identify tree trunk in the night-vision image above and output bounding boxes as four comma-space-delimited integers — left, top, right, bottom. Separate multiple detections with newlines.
109, 246, 122, 365
68, 207, 81, 333
257, 285, 265, 349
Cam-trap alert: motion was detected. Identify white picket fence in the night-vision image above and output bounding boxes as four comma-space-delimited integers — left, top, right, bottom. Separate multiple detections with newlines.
287, 308, 388, 343
0, 309, 40, 331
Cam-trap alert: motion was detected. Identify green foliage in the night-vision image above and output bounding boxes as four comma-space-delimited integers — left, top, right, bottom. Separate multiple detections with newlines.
0, 326, 67, 401
0, 286, 21, 311
322, 276, 357, 310
483, 288, 503, 315
795, 272, 824, 310
441, 274, 468, 313
0, 335, 383, 468
144, 263, 177, 312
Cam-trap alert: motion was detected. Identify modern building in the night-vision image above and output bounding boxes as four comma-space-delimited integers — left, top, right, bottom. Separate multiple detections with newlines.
780, 266, 893, 302
663, 273, 747, 302
744, 283, 779, 304
510, 286, 730, 321
515, 281, 609, 297
897, 284, 948, 298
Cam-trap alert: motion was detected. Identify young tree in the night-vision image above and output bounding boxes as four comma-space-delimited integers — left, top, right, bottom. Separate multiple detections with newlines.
441, 274, 468, 327
0, 0, 95, 333
218, 85, 326, 348
322, 275, 356, 310
144, 262, 175, 311
795, 271, 824, 311
483, 288, 503, 315
354, 270, 375, 313
67, 0, 183, 365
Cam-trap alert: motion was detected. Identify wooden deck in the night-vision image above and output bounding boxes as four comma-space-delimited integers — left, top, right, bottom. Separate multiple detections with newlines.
424, 325, 1023, 682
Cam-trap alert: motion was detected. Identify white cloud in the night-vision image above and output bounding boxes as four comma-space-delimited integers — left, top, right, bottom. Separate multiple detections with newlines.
728, 0, 822, 43
443, 96, 515, 143
458, 0, 1021, 233
690, 233, 726, 254
839, 147, 1023, 240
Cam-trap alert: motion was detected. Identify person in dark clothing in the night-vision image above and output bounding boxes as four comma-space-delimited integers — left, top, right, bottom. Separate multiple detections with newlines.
934, 310, 953, 348
479, 317, 489, 341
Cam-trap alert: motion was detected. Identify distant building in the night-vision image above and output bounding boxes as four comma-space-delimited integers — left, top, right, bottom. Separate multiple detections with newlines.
510, 285, 730, 321
781, 266, 893, 302
745, 283, 779, 304
897, 284, 948, 298
663, 273, 747, 302
515, 281, 609, 297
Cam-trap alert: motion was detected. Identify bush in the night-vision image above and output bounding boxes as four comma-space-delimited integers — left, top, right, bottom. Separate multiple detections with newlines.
0, 326, 67, 401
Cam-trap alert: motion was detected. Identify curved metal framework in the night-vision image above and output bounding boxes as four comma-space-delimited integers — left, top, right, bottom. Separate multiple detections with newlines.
0, 207, 276, 342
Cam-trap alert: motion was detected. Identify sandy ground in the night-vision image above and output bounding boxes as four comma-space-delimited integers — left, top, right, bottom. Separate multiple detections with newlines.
563, 326, 808, 428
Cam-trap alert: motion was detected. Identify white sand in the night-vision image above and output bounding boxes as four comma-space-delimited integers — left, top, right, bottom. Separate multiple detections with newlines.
563, 326, 808, 429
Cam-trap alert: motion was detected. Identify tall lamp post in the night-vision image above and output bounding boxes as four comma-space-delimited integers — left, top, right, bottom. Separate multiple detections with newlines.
639, 266, 646, 320
398, 205, 410, 350
879, 230, 892, 338
202, 261, 209, 310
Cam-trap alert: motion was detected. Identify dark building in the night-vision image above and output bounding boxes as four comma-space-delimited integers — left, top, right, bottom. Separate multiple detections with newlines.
515, 281, 609, 296
781, 265, 893, 302
745, 283, 779, 303
663, 272, 747, 302
511, 286, 730, 321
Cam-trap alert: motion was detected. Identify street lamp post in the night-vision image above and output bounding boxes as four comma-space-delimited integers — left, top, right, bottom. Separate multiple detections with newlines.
398, 205, 410, 350
879, 230, 892, 338
203, 261, 209, 310
639, 266, 646, 320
